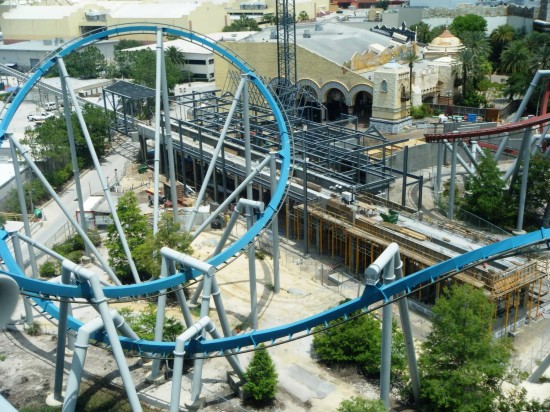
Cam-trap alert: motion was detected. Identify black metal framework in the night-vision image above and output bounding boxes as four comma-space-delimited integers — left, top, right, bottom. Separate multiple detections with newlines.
143, 84, 405, 202
276, 0, 297, 114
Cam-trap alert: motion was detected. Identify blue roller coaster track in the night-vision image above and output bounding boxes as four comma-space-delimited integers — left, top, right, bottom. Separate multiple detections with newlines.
1, 24, 550, 361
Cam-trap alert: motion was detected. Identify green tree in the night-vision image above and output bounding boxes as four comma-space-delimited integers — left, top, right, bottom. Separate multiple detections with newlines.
401, 50, 421, 100
463, 150, 511, 225
502, 71, 531, 100
243, 344, 278, 404
119, 304, 183, 341
21, 103, 110, 188
133, 213, 194, 278
297, 10, 309, 22
419, 284, 513, 412
125, 49, 183, 90
512, 152, 550, 228
490, 24, 516, 68
105, 191, 149, 283
114, 39, 141, 52
336, 396, 386, 412
411, 22, 432, 44
64, 46, 107, 79
261, 14, 277, 25
312, 308, 406, 378
449, 14, 488, 41
165, 46, 187, 66
501, 40, 532, 74
222, 15, 260, 32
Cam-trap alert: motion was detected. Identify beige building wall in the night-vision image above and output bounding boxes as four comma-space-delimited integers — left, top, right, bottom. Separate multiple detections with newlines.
1, 2, 229, 43
214, 41, 372, 102
372, 64, 409, 121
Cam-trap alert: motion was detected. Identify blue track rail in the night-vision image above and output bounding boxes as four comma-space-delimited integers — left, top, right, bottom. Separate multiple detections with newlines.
2, 228, 549, 355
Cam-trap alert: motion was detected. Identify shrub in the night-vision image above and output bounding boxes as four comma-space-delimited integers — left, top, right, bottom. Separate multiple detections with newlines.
243, 344, 278, 404
337, 396, 386, 412
119, 304, 183, 342
312, 305, 406, 378
410, 104, 433, 119
26, 322, 42, 336
39, 260, 60, 278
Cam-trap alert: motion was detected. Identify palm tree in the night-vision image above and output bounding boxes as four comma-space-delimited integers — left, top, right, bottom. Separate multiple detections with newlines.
457, 48, 475, 98
165, 46, 186, 67
531, 44, 550, 71
461, 31, 490, 58
401, 51, 421, 101
411, 22, 431, 44
501, 40, 532, 74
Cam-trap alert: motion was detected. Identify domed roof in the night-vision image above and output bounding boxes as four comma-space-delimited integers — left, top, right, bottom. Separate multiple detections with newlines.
429, 30, 462, 48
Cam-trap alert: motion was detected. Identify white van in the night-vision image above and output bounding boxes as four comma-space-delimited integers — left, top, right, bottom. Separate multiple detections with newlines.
44, 101, 56, 111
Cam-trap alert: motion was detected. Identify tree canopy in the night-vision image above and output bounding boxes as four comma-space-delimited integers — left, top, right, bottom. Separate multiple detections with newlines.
222, 15, 260, 32
463, 150, 512, 226
449, 14, 488, 40
133, 212, 193, 278
64, 46, 107, 79
419, 284, 513, 411
105, 191, 149, 283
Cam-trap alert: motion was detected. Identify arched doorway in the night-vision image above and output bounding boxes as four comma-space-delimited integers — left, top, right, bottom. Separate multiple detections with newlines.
326, 88, 348, 121
353, 91, 372, 124
297, 85, 322, 122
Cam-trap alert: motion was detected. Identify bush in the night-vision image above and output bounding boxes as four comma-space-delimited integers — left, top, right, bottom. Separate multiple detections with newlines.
26, 322, 42, 336
39, 260, 60, 278
86, 229, 102, 247
312, 305, 406, 378
243, 344, 278, 404
337, 396, 386, 412
410, 104, 433, 119
118, 304, 183, 342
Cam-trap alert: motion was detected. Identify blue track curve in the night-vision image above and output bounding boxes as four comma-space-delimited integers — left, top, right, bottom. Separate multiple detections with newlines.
1, 24, 549, 359
2, 228, 550, 355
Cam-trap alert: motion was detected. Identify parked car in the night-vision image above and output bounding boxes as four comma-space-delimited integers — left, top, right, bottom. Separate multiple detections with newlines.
27, 111, 54, 121
44, 101, 57, 111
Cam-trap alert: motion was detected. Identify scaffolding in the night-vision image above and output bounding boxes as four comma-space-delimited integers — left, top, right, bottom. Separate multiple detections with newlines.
286, 197, 549, 336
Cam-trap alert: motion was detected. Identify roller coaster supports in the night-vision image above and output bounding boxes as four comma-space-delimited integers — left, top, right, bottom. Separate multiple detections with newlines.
443, 140, 475, 176
270, 152, 281, 293
58, 59, 90, 258
52, 267, 73, 403
394, 258, 421, 404
160, 41, 179, 221
186, 77, 247, 232
189, 270, 215, 408
243, 74, 259, 330
61, 261, 141, 412
171, 317, 211, 412
435, 141, 443, 195
514, 129, 532, 234
496, 70, 550, 162
365, 243, 400, 410
8, 134, 38, 290
447, 139, 458, 220
528, 350, 550, 383
191, 155, 271, 242
191, 196, 265, 306
10, 233, 34, 324
153, 29, 164, 235
148, 256, 170, 382
63, 310, 140, 411
459, 141, 479, 170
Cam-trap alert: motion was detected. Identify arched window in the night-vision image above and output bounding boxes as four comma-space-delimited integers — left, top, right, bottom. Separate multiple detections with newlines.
380, 80, 388, 93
